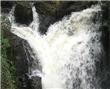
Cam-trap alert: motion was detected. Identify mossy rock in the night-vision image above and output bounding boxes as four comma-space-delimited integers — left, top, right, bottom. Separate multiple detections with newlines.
1, 15, 11, 31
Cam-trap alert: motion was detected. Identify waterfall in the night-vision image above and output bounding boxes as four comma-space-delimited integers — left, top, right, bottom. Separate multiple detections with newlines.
9, 4, 103, 89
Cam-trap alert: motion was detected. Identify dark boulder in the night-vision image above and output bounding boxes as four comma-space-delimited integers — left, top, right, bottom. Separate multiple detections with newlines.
1, 1, 14, 13
30, 76, 42, 89
95, 2, 110, 89
14, 2, 33, 25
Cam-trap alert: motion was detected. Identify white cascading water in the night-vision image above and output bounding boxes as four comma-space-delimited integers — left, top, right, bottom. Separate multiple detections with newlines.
9, 4, 103, 89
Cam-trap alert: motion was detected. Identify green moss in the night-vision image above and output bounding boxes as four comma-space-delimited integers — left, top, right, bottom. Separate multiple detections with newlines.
1, 15, 17, 89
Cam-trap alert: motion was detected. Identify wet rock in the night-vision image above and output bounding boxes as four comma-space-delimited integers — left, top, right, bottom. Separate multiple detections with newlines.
30, 76, 42, 89
1, 15, 11, 31
7, 33, 42, 89
4, 31, 30, 89
1, 15, 32, 89
34, 1, 98, 34
95, 2, 110, 89
1, 1, 14, 13
1, 1, 14, 8
39, 15, 56, 34
55, 1, 98, 19
100, 2, 110, 67
34, 1, 98, 17
14, 2, 33, 25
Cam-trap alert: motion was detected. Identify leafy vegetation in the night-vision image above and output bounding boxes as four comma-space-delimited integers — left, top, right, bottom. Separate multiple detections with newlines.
1, 15, 17, 89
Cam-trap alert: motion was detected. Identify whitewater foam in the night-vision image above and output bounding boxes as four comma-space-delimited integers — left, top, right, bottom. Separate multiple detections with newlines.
9, 5, 102, 89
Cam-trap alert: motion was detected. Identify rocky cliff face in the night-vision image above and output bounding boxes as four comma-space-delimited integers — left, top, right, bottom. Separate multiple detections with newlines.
1, 1, 110, 89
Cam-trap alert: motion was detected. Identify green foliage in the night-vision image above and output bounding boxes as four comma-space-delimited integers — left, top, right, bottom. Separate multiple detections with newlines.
1, 15, 17, 89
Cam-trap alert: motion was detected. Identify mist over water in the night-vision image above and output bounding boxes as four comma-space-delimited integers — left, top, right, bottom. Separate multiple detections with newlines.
9, 5, 103, 89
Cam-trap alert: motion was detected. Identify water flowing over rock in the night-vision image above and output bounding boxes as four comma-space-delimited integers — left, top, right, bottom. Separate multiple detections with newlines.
8, 3, 110, 89
1, 1, 110, 89
34, 1, 98, 34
